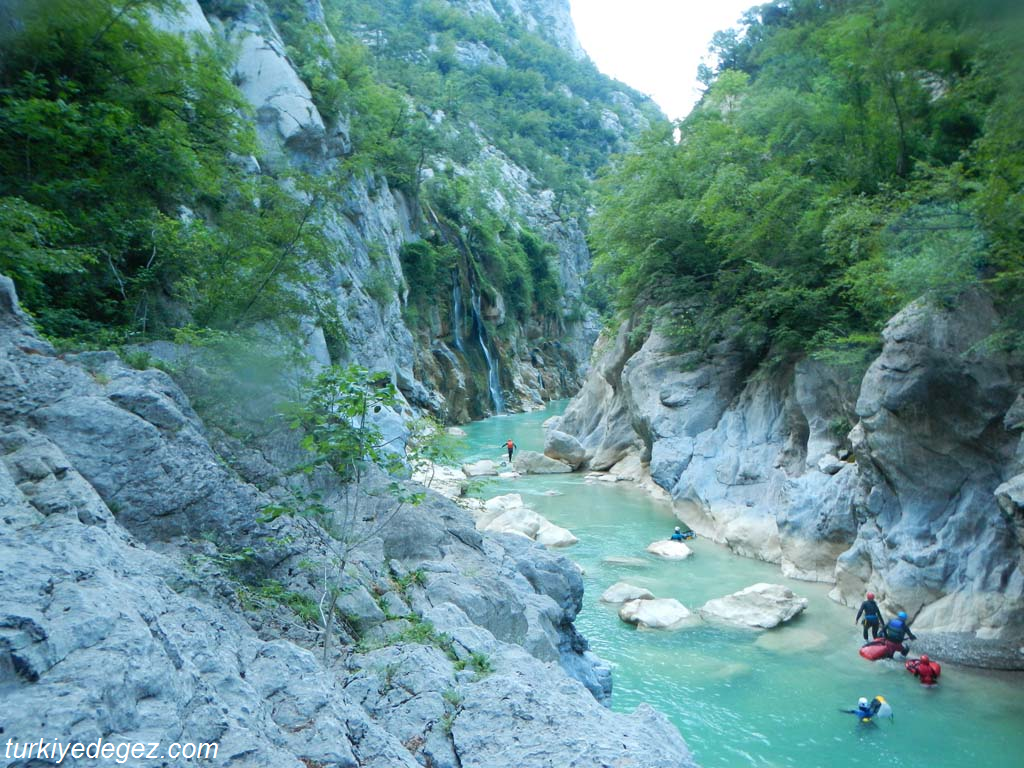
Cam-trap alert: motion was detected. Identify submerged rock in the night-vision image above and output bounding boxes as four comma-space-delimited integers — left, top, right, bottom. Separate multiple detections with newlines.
700, 583, 808, 629
619, 598, 694, 630
754, 627, 829, 652
646, 540, 694, 560
602, 556, 650, 568
600, 582, 655, 603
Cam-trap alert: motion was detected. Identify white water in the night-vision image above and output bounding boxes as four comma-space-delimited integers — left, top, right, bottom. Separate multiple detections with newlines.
451, 275, 464, 351
469, 287, 504, 414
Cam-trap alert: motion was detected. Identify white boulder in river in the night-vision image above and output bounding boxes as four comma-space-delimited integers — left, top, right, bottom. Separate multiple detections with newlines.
477, 494, 578, 548
619, 598, 694, 630
646, 540, 693, 559
462, 458, 498, 476
601, 582, 655, 604
700, 583, 808, 629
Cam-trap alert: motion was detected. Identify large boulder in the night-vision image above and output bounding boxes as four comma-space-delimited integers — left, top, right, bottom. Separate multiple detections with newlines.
462, 459, 499, 477
619, 598, 694, 630
544, 429, 587, 469
646, 540, 693, 560
700, 583, 808, 629
600, 582, 655, 604
476, 494, 578, 548
450, 652, 695, 768
513, 450, 573, 474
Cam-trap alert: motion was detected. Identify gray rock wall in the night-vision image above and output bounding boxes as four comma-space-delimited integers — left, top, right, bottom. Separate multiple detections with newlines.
164, 0, 616, 421
551, 294, 1023, 666
0, 276, 696, 765
835, 292, 1023, 659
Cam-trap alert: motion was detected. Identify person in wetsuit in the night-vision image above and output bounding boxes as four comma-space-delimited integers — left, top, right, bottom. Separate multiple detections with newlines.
504, 439, 516, 462
856, 592, 884, 643
906, 654, 940, 685
843, 697, 877, 722
882, 611, 917, 657
842, 696, 891, 723
669, 526, 696, 541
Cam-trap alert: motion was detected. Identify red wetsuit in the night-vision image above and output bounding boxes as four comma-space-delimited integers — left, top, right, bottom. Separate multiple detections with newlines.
907, 658, 940, 685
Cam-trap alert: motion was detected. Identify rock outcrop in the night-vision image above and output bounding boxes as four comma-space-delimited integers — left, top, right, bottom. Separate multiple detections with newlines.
699, 584, 808, 629
0, 277, 696, 766
600, 582, 655, 603
646, 540, 694, 560
834, 292, 1023, 659
514, 450, 573, 474
555, 292, 1024, 666
619, 598, 694, 630
473, 493, 578, 547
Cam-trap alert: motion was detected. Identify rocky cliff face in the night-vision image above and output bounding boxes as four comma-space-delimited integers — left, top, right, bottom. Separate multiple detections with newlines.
0, 275, 696, 765
549, 295, 1024, 667
153, 0, 643, 422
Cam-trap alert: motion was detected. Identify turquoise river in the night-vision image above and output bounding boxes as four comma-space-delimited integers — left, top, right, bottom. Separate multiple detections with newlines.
456, 402, 1024, 768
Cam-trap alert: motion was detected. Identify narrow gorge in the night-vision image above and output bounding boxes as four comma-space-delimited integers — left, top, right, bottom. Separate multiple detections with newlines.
1, 0, 1022, 766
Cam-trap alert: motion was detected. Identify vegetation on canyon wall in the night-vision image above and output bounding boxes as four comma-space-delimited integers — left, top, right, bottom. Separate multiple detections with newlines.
0, 0, 653, 350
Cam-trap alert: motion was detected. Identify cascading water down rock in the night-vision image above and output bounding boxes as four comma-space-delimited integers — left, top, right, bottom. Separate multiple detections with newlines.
471, 286, 505, 414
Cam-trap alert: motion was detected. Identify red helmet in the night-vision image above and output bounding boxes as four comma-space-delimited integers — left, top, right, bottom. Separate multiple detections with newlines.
920, 654, 929, 662
866, 592, 875, 599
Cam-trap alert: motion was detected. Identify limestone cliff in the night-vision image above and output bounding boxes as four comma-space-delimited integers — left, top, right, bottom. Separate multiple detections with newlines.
0, 274, 696, 765
152, 0, 652, 422
549, 295, 1024, 668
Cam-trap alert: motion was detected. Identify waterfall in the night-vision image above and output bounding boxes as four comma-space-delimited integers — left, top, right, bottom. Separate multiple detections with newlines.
470, 287, 505, 414
451, 274, 464, 351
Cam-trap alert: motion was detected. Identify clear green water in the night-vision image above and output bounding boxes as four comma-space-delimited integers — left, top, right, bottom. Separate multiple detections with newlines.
458, 403, 1024, 768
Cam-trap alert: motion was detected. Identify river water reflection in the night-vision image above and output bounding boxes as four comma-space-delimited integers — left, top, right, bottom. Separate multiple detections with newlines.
457, 402, 1024, 768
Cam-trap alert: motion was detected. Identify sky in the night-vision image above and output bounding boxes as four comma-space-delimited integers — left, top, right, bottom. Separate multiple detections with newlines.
568, 0, 757, 121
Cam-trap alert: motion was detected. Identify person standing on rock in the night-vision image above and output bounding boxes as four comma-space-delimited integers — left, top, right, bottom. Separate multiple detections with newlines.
855, 592, 885, 643
504, 438, 516, 463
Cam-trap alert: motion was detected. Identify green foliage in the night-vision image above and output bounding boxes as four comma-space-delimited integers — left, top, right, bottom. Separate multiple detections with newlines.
283, 364, 405, 479
319, 0, 660, 196
422, 171, 562, 324
453, 650, 492, 678
0, 0, 337, 344
399, 239, 458, 322
242, 578, 320, 624
405, 415, 461, 479
0, 197, 94, 309
393, 568, 428, 597
590, 0, 1024, 359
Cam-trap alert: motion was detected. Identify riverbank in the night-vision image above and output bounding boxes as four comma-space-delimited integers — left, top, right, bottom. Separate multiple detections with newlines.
456, 402, 1024, 768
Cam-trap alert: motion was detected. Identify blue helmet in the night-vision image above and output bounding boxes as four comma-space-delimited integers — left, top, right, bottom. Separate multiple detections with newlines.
898, 611, 907, 619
